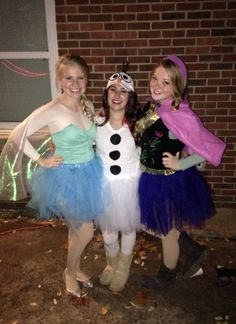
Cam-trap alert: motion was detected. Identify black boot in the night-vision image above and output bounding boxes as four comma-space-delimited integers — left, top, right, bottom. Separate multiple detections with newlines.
142, 262, 177, 290
179, 231, 209, 278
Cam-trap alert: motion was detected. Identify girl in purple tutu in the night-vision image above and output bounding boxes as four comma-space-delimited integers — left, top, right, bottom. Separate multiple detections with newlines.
135, 55, 226, 290
0, 54, 105, 298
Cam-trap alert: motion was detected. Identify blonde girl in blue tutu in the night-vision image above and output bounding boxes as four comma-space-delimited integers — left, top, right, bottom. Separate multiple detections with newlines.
0, 54, 104, 298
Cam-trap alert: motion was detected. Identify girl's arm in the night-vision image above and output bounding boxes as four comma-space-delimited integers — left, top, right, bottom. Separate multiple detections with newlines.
14, 103, 63, 167
163, 131, 205, 170
179, 153, 205, 170
162, 151, 205, 171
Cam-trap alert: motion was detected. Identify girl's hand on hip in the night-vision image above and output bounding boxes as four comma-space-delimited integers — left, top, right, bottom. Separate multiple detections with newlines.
162, 152, 180, 170
37, 156, 64, 168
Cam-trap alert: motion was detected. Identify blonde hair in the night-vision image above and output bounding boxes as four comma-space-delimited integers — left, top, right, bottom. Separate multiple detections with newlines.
56, 54, 94, 121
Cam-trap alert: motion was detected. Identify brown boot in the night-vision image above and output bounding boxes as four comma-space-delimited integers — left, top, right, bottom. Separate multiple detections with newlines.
109, 253, 133, 292
100, 253, 119, 286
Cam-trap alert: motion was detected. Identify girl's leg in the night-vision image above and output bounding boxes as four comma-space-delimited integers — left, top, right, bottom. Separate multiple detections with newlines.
110, 231, 136, 292
142, 228, 179, 290
161, 228, 179, 270
103, 231, 119, 256
100, 231, 119, 285
120, 231, 136, 255
65, 221, 94, 294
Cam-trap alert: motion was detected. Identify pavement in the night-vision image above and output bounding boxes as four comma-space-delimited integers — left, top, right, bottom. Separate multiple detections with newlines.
0, 205, 236, 323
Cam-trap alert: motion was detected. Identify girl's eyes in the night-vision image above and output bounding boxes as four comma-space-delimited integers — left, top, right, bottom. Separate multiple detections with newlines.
64, 76, 85, 80
109, 86, 127, 93
151, 76, 170, 85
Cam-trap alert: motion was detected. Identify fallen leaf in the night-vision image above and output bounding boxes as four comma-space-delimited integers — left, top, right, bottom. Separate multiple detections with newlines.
99, 306, 109, 315
129, 301, 143, 309
72, 296, 90, 306
148, 306, 155, 312
94, 254, 100, 260
214, 316, 223, 321
135, 291, 148, 305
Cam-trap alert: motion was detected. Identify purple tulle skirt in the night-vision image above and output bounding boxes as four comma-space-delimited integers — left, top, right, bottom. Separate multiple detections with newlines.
139, 167, 215, 235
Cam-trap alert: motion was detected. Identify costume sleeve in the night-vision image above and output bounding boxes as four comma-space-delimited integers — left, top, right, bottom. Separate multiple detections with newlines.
0, 103, 54, 201
11, 104, 55, 161
179, 153, 205, 170
22, 108, 54, 161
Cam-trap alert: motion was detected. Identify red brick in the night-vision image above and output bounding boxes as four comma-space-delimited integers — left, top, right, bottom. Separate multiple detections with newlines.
102, 5, 125, 13
78, 5, 101, 14
90, 32, 114, 39
113, 14, 136, 22
55, 1, 236, 207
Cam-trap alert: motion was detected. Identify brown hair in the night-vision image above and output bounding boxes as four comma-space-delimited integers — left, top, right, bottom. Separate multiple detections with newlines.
101, 87, 139, 136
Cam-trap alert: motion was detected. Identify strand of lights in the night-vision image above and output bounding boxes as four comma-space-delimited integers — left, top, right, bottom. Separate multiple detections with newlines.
2, 60, 48, 77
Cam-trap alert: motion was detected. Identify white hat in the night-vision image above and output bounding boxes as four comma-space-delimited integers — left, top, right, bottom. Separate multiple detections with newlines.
106, 72, 134, 92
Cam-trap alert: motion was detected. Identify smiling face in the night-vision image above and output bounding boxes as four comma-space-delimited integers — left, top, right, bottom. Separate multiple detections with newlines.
149, 65, 174, 104
58, 63, 88, 99
107, 83, 129, 112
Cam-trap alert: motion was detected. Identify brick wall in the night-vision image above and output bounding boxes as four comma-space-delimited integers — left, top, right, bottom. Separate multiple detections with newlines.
55, 0, 236, 208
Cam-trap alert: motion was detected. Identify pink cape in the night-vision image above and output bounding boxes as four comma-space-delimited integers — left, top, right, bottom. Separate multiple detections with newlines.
157, 99, 226, 167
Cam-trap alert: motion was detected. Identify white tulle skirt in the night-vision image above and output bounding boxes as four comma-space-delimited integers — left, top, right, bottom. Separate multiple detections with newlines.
97, 173, 141, 233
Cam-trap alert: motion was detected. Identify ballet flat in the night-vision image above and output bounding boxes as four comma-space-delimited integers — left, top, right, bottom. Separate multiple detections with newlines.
76, 277, 93, 288
65, 288, 81, 298
64, 269, 81, 298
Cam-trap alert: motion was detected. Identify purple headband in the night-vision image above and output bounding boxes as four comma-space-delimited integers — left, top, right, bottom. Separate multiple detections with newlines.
165, 55, 187, 81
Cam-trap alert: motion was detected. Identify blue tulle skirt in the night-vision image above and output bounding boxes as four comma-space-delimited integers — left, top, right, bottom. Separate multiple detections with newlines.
27, 156, 104, 226
139, 167, 215, 235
